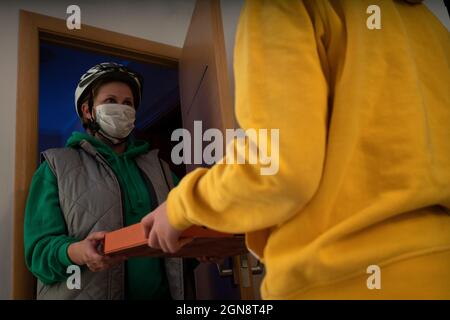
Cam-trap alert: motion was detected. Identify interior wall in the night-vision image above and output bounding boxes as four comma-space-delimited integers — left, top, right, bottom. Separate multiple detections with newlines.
0, 0, 196, 299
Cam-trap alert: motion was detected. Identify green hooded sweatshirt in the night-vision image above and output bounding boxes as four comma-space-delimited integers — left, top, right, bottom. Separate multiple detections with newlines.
24, 132, 177, 299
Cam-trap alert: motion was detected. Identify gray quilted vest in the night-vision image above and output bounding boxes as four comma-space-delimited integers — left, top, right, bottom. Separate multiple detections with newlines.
36, 139, 185, 300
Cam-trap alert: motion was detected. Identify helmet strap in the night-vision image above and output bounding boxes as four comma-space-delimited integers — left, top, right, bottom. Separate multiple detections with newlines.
85, 91, 100, 133
88, 94, 94, 113
86, 117, 101, 134
85, 105, 100, 134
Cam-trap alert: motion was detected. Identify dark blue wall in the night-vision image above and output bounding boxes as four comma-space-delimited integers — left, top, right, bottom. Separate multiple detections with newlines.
38, 41, 179, 154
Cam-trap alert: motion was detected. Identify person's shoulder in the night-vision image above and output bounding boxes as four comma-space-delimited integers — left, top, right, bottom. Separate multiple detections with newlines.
34, 160, 50, 174
139, 147, 160, 158
40, 147, 84, 175
41, 146, 80, 162
41, 147, 79, 157
33, 159, 56, 182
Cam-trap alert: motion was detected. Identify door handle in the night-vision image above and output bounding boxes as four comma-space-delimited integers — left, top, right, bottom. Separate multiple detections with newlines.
251, 260, 264, 275
216, 256, 264, 277
217, 261, 233, 277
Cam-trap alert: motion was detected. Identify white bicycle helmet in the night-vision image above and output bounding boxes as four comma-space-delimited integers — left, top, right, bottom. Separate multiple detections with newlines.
74, 62, 143, 118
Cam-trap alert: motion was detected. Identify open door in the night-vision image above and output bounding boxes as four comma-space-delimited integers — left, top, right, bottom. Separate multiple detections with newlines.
179, 0, 263, 300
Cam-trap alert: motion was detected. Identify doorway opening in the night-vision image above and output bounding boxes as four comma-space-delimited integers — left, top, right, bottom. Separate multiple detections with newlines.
38, 41, 184, 177
13, 10, 182, 299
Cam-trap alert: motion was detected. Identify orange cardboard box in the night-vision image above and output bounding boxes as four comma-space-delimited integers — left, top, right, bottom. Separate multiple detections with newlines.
103, 223, 247, 258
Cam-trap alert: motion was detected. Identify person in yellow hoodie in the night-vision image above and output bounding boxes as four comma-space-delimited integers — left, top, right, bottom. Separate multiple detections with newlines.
141, 0, 450, 299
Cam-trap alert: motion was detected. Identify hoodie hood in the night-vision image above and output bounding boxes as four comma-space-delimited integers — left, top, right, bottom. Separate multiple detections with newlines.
66, 131, 149, 160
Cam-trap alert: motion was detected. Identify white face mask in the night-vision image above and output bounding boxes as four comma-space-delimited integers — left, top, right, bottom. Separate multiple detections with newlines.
95, 104, 136, 144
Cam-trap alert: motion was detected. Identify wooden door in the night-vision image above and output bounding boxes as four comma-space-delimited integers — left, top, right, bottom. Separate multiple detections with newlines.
179, 0, 262, 300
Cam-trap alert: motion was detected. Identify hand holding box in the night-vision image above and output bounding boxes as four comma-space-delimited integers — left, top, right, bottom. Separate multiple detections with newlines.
103, 223, 247, 258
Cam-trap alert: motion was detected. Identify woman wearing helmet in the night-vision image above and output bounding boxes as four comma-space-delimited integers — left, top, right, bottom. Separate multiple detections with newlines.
24, 62, 189, 300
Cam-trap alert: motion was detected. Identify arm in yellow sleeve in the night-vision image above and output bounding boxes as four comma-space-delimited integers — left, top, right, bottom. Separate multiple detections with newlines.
167, 0, 329, 233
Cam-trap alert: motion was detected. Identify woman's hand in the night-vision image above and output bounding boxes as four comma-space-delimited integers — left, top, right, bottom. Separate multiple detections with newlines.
68, 231, 127, 272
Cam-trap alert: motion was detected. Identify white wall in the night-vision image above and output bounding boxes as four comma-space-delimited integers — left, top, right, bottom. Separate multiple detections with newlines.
0, 0, 196, 299
424, 0, 450, 31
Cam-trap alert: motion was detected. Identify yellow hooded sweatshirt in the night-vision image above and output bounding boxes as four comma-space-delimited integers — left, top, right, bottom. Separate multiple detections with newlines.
167, 0, 450, 299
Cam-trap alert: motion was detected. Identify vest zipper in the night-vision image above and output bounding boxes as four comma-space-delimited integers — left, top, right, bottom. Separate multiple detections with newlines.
95, 153, 125, 300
